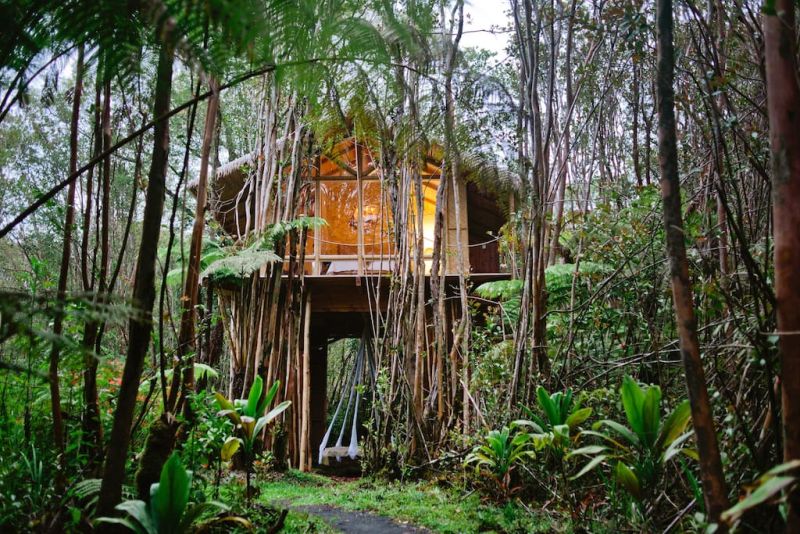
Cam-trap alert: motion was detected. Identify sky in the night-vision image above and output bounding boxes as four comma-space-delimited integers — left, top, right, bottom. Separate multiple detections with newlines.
461, 0, 512, 60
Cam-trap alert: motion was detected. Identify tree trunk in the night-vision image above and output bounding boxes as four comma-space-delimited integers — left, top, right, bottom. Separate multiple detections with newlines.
167, 78, 220, 414
655, 0, 730, 524
97, 42, 175, 518
49, 44, 84, 493
763, 1, 800, 529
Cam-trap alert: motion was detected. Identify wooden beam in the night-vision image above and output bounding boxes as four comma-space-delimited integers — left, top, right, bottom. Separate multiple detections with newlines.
299, 292, 312, 472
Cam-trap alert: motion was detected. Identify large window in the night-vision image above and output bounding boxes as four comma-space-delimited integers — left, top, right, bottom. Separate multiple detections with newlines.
304, 177, 439, 275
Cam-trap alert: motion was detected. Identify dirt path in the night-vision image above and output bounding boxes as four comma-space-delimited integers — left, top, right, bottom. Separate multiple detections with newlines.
291, 504, 430, 533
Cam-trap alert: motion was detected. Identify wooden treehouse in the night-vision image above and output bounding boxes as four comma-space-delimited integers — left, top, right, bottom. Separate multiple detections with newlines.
201, 136, 509, 470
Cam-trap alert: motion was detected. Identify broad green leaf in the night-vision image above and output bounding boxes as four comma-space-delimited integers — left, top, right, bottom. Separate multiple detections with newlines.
215, 392, 235, 412
152, 452, 191, 533
240, 416, 256, 440
553, 424, 570, 445
571, 454, 608, 480
96, 515, 150, 534
511, 419, 545, 433
657, 400, 691, 451
764, 459, 800, 477
614, 462, 641, 499
261, 400, 292, 427
662, 431, 694, 463
102, 499, 155, 534
721, 476, 797, 524
580, 429, 633, 453
258, 379, 281, 416
641, 385, 661, 448
194, 363, 219, 382
537, 386, 559, 427
221, 437, 242, 461
621, 376, 646, 439
593, 420, 639, 446
567, 445, 609, 457
245, 376, 264, 417
566, 407, 593, 429
216, 409, 242, 426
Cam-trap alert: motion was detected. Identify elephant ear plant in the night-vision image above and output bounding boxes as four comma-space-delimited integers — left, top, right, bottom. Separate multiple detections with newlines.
215, 377, 291, 500
97, 452, 249, 533
568, 376, 694, 510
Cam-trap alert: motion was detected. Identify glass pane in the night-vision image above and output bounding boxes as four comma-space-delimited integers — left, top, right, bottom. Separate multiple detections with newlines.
362, 181, 395, 256
319, 181, 359, 255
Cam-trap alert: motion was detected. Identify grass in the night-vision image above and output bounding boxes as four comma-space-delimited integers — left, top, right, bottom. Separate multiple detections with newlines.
253, 470, 564, 533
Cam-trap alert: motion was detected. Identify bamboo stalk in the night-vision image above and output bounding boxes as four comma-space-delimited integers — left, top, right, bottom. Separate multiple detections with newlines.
299, 291, 312, 471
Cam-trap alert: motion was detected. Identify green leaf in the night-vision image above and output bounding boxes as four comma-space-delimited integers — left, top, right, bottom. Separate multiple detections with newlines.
571, 454, 608, 480
614, 462, 641, 499
764, 459, 800, 477
641, 385, 661, 448
96, 515, 150, 534
537, 386, 560, 427
661, 431, 693, 462
721, 476, 797, 524
193, 363, 219, 382
259, 400, 291, 429
566, 407, 593, 430
151, 453, 191, 533
257, 379, 281, 416
216, 408, 242, 427
214, 391, 235, 412
621, 376, 646, 440
592, 420, 639, 447
221, 437, 242, 462
567, 444, 609, 457
511, 419, 545, 433
657, 400, 691, 451
114, 499, 156, 534
245, 376, 264, 418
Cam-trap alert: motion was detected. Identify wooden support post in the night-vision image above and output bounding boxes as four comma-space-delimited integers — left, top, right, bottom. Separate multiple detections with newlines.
356, 141, 365, 279
299, 292, 312, 472
314, 155, 321, 275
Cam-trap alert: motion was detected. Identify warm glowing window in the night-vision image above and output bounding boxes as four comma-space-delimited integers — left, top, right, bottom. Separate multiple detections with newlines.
303, 176, 440, 274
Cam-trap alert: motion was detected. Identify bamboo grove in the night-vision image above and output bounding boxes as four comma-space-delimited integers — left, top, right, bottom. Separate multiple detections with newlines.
1, 0, 800, 531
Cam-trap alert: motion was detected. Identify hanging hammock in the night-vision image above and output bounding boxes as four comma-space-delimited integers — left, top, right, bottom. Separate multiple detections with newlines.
318, 329, 377, 465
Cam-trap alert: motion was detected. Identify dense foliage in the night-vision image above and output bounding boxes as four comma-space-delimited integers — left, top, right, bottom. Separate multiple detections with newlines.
1, 0, 799, 532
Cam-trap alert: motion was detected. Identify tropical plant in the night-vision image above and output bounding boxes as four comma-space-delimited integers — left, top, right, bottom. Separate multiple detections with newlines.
97, 452, 248, 533
721, 460, 800, 528
215, 377, 290, 499
198, 217, 325, 285
464, 422, 549, 501
568, 376, 694, 506
522, 386, 592, 456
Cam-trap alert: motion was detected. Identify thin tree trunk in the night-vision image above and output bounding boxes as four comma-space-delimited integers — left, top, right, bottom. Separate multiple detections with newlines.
167, 78, 220, 413
49, 44, 84, 493
763, 1, 800, 529
81, 73, 108, 469
97, 42, 175, 518
655, 0, 729, 523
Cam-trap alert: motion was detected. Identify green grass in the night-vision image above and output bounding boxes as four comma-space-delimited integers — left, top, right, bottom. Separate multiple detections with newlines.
254, 470, 564, 533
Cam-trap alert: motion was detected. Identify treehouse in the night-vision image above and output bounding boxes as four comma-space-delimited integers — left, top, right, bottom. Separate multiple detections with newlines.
200, 136, 510, 469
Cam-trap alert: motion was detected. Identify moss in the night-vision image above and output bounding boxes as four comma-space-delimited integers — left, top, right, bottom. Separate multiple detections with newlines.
134, 413, 180, 500
253, 471, 564, 533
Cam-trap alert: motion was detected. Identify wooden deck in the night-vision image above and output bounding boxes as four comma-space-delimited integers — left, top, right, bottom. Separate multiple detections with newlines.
299, 272, 511, 313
